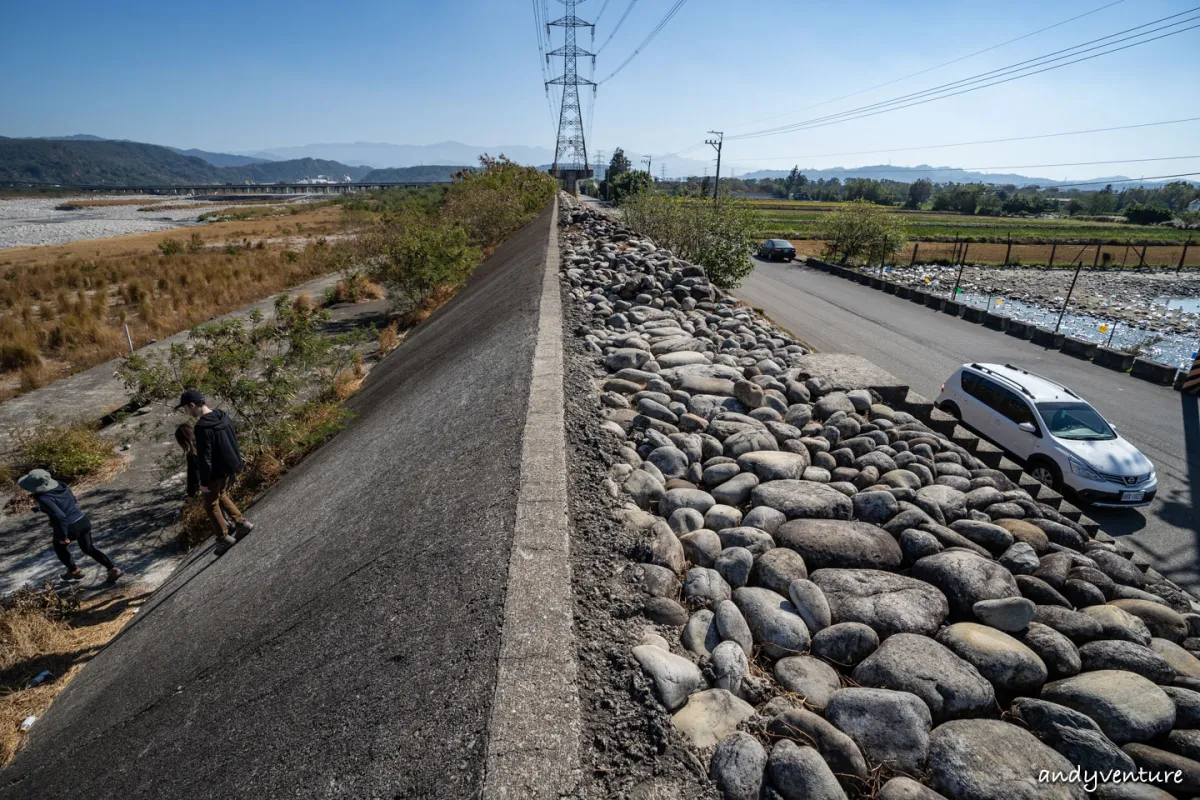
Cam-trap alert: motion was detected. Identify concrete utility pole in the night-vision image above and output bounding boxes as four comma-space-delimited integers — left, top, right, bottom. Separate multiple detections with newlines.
642, 155, 652, 178
546, 0, 595, 192
706, 131, 724, 203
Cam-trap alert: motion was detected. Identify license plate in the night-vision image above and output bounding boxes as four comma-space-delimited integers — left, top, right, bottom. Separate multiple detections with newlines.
1120, 491, 1145, 502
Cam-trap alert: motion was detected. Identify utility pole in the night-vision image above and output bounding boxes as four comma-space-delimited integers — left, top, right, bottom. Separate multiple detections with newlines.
660, 163, 666, 182
642, 155, 652, 178
546, 0, 595, 193
706, 130, 724, 203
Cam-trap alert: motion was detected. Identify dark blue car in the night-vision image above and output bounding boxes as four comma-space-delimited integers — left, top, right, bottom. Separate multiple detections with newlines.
756, 239, 796, 261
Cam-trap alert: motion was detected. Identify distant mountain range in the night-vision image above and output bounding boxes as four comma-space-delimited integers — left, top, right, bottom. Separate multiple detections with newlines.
240, 140, 555, 169
5, 134, 1191, 189
0, 137, 375, 185
735, 164, 1191, 189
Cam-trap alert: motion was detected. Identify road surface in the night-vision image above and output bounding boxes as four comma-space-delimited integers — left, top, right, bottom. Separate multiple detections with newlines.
737, 257, 1200, 593
1, 208, 555, 799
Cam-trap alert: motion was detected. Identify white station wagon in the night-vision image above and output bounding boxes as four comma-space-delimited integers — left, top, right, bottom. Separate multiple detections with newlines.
935, 362, 1156, 507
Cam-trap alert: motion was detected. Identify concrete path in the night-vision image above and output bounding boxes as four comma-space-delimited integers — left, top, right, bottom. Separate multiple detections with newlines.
1, 205, 567, 798
737, 257, 1200, 592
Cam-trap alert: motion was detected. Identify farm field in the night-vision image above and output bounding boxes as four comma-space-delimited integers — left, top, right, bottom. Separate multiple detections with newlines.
750, 199, 1197, 246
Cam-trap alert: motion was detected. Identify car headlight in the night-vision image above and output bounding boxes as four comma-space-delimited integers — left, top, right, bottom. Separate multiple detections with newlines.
1068, 456, 1103, 481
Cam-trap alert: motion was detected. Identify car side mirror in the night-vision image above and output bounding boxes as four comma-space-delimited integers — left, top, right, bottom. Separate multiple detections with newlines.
1018, 422, 1037, 434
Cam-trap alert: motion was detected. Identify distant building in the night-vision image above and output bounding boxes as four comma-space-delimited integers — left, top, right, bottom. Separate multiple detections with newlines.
1187, 199, 1200, 212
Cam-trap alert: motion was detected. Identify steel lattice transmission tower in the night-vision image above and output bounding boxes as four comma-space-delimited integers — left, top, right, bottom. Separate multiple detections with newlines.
546, 0, 595, 191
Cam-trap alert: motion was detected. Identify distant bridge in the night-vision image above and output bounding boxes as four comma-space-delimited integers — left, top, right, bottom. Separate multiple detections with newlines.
0, 181, 452, 196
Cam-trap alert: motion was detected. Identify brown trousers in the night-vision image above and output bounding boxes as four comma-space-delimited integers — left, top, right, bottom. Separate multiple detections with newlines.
202, 475, 245, 538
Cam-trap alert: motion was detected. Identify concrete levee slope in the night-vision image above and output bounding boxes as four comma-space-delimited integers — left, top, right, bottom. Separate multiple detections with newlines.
1, 205, 556, 799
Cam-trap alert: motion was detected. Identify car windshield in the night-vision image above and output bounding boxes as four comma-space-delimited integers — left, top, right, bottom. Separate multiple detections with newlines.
1036, 402, 1116, 440
771, 240, 791, 247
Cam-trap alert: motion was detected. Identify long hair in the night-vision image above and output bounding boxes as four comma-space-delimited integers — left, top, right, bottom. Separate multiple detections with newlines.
175, 423, 197, 456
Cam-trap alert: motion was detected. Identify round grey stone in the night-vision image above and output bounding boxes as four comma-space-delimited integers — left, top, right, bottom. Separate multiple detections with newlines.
733, 586, 811, 660
999, 542, 1040, 575
632, 644, 707, 711
709, 731, 767, 800
912, 549, 1021, 619
972, 597, 1036, 632
1016, 622, 1082, 680
775, 519, 902, 571
812, 568, 949, 638
704, 503, 742, 532
852, 633, 995, 724
683, 567, 732, 608
751, 548, 809, 596
767, 740, 848, 800
774, 655, 841, 709
668, 507, 705, 534
751, 479, 854, 520
787, 578, 832, 633
826, 687, 932, 774
1078, 640, 1175, 685
936, 622, 1048, 697
928, 719, 1085, 800
742, 505, 786, 534
812, 622, 879, 667
1040, 669, 1176, 744
715, 546, 754, 589
714, 599, 754, 658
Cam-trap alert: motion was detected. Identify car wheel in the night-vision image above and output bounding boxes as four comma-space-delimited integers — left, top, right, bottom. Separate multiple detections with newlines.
1028, 458, 1062, 492
939, 401, 961, 420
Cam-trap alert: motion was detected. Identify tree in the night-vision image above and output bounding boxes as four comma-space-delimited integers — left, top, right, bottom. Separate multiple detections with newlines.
621, 194, 758, 288
608, 148, 631, 178
975, 192, 1004, 216
608, 170, 651, 203
817, 199, 908, 266
1123, 203, 1174, 225
906, 179, 933, 209
784, 166, 807, 199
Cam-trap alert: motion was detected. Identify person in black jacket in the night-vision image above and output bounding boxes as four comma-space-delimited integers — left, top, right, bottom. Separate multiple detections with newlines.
18, 469, 121, 583
175, 390, 254, 555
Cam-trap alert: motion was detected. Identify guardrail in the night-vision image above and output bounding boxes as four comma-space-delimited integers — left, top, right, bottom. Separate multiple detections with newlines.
802, 257, 1190, 392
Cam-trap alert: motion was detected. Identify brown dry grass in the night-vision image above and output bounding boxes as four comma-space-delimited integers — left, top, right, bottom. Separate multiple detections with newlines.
0, 206, 356, 400
0, 585, 146, 765
54, 199, 161, 210
789, 238, 1200, 267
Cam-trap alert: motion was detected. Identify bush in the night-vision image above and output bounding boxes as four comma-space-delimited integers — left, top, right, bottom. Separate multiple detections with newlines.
817, 200, 908, 266
157, 238, 183, 257
440, 156, 557, 248
323, 272, 384, 306
187, 233, 204, 253
621, 194, 758, 288
1123, 203, 1174, 226
7, 415, 112, 483
360, 219, 480, 313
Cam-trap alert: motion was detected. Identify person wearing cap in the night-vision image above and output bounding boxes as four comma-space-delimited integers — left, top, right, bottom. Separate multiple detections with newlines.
175, 389, 254, 556
17, 469, 121, 583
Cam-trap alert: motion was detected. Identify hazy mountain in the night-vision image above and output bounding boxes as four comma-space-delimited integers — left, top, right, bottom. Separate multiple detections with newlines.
37, 134, 108, 141
166, 147, 273, 168
359, 165, 472, 182
735, 164, 1198, 189
242, 141, 557, 168
0, 137, 372, 185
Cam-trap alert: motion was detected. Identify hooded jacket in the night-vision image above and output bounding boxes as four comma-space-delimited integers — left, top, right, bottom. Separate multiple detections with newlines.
34, 484, 87, 540
194, 409, 245, 484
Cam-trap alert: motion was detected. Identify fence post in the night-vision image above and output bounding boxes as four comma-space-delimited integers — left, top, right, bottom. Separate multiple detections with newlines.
910, 242, 919, 266
1048, 242, 1056, 267
1095, 241, 1102, 268
1121, 240, 1131, 267
1179, 237, 1193, 274
1139, 245, 1147, 267
961, 242, 970, 264
1003, 234, 1012, 266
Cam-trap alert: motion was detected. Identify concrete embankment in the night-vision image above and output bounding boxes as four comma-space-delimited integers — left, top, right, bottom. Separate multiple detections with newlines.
1, 203, 569, 798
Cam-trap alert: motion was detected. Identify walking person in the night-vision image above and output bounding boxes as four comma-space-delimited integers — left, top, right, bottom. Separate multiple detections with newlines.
18, 469, 121, 583
175, 390, 254, 555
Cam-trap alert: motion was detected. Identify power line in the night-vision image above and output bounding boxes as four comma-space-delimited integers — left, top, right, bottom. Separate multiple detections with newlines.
1043, 172, 1200, 189
593, 0, 613, 24
728, 8, 1200, 140
728, 117, 1200, 161
596, 0, 638, 52
740, 155, 1200, 178
729, 0, 1128, 131
598, 0, 688, 84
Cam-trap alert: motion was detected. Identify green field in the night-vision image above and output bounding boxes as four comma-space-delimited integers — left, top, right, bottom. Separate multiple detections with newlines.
749, 200, 1195, 245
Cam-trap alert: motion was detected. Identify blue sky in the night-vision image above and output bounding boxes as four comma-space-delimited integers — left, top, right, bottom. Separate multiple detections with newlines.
2, 0, 1198, 178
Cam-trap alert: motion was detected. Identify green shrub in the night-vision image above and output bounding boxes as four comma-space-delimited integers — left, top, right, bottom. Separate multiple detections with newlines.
817, 199, 908, 266
8, 415, 112, 483
360, 219, 480, 311
157, 238, 183, 256
187, 232, 205, 253
1123, 203, 1174, 226
621, 194, 759, 288
440, 156, 557, 247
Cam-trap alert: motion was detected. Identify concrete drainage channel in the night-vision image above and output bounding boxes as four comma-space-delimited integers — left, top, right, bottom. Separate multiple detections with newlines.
557, 194, 1200, 800
816, 259, 1189, 389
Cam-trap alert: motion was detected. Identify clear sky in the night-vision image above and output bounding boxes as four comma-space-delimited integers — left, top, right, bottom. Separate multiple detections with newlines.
2, 0, 1198, 179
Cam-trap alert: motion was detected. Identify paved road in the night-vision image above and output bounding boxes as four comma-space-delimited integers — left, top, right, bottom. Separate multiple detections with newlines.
1, 208, 554, 799
738, 258, 1200, 593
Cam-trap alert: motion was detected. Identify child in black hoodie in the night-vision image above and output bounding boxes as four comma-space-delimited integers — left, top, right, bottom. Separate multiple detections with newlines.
18, 469, 121, 583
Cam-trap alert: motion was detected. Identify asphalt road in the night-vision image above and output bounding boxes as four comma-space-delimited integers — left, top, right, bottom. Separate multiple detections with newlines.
1, 207, 553, 799
737, 257, 1200, 593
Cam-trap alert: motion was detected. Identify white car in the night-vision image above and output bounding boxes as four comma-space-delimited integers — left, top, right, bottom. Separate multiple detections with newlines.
935, 362, 1156, 508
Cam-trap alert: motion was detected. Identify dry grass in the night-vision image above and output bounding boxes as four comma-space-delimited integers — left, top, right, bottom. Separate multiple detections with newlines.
0, 584, 145, 765
54, 199, 161, 210
377, 322, 401, 356
323, 275, 385, 307
402, 284, 460, 326
0, 206, 357, 400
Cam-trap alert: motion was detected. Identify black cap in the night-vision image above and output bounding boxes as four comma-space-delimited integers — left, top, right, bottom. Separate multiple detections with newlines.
174, 389, 206, 410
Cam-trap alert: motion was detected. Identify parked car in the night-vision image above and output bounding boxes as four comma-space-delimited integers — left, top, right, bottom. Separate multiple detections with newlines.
756, 239, 796, 261
935, 362, 1156, 507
